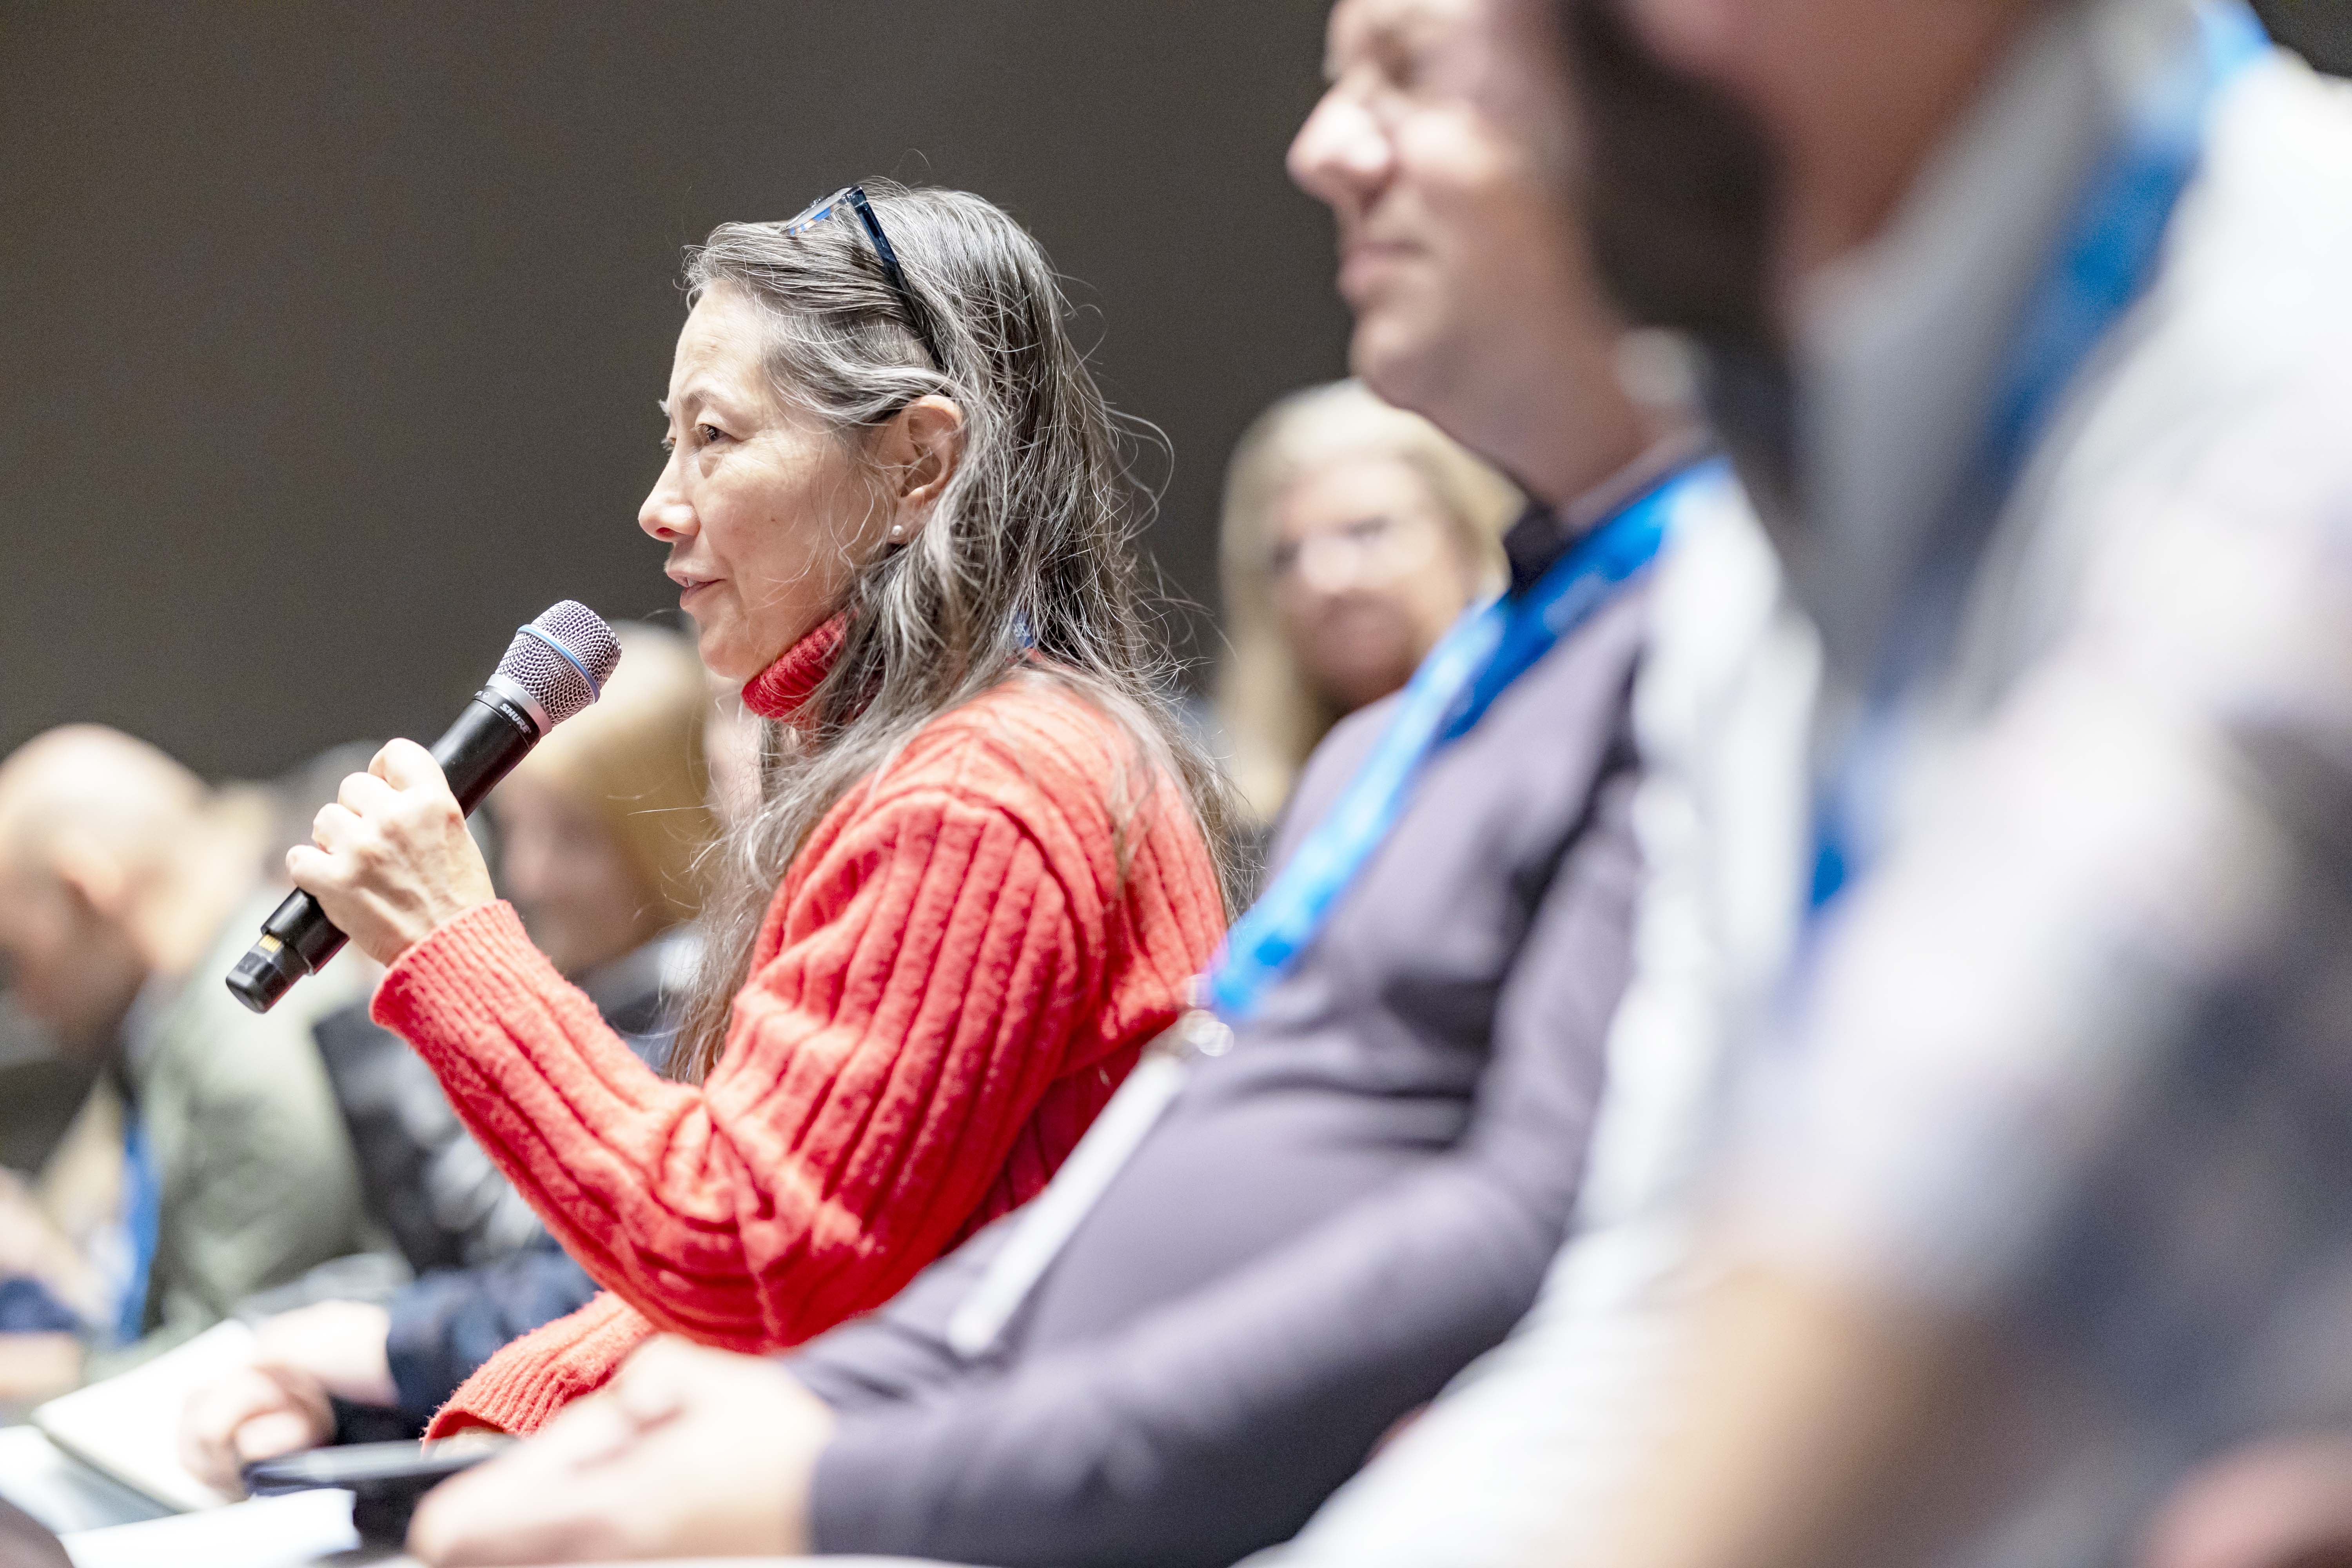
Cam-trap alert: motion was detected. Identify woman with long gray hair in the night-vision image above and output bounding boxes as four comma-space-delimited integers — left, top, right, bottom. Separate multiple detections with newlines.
273, 181, 1237, 1441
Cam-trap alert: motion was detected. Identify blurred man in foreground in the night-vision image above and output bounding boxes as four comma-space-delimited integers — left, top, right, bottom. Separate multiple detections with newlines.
0, 727, 372, 1396
1514, 0, 2352, 1563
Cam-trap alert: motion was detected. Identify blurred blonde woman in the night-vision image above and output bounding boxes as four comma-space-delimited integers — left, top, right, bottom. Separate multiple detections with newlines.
1216, 381, 1519, 826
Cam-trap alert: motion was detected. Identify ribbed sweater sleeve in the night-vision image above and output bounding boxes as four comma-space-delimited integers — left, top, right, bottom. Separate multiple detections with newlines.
373, 767, 1107, 1358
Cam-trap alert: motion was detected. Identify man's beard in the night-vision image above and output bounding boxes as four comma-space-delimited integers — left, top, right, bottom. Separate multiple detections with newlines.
1558, 0, 1800, 520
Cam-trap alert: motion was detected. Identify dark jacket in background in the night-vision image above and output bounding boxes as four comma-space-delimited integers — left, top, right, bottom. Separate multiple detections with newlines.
373, 1240, 605, 1435
788, 510, 1647, 1568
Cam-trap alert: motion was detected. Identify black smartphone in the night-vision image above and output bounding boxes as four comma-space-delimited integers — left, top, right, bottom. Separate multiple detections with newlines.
242, 1438, 513, 1544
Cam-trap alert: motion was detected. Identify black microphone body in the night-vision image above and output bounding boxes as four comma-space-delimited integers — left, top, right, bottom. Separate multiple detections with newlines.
227, 600, 623, 1015
227, 690, 540, 1014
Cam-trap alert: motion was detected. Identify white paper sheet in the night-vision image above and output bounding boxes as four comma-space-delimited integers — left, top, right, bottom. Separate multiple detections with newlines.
32, 1321, 257, 1512
0, 1426, 169, 1536
60, 1488, 358, 1568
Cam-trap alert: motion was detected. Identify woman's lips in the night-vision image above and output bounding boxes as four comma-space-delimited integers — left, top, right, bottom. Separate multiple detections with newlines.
677, 578, 719, 610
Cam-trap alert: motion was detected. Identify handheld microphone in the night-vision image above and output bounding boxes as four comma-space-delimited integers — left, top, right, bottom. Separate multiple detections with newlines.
226, 601, 624, 1014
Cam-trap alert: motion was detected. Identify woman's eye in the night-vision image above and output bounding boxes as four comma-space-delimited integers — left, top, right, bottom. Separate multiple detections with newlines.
697, 423, 728, 446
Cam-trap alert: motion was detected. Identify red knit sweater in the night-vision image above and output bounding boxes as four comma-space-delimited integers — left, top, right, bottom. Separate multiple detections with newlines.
372, 621, 1225, 1436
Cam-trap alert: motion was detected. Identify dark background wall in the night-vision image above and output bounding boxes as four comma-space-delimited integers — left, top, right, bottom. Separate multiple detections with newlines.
2, 3, 2345, 783
0, 1, 1347, 782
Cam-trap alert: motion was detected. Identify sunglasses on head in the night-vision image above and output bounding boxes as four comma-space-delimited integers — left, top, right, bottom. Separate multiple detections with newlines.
783, 184, 946, 372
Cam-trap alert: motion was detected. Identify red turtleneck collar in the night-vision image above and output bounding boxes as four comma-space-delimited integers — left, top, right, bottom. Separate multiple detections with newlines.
742, 614, 849, 722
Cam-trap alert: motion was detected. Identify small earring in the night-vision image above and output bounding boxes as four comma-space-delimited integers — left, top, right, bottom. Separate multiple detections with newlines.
889, 523, 906, 540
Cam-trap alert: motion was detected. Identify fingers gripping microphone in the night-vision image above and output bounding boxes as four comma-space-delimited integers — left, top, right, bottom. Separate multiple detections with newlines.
226, 602, 624, 1014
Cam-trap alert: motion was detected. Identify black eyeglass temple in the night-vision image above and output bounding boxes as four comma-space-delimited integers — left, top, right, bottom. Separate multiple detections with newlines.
843, 186, 946, 372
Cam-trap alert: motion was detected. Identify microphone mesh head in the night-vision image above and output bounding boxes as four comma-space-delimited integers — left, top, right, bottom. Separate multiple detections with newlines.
493, 601, 623, 728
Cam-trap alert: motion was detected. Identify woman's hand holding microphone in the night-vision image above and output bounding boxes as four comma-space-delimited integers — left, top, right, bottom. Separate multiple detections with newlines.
288, 739, 497, 965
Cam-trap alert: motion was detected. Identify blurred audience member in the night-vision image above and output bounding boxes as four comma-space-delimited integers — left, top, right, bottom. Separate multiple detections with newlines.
0, 727, 371, 1399
1510, 0, 2352, 1564
487, 619, 714, 981
1098, 4, 1816, 1566
182, 623, 724, 1480
1216, 380, 1514, 826
398, 0, 1711, 1561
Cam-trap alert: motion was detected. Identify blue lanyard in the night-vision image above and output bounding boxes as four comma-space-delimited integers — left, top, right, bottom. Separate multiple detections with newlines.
115, 1117, 161, 1346
1809, 0, 2265, 911
1208, 458, 1728, 1022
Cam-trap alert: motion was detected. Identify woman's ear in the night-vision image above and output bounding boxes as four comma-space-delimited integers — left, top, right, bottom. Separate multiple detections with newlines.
878, 396, 967, 544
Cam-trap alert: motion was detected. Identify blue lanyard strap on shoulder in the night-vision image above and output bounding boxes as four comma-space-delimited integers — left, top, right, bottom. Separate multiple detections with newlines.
1208, 456, 1730, 1022
1809, 0, 2265, 913
1982, 0, 2265, 495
